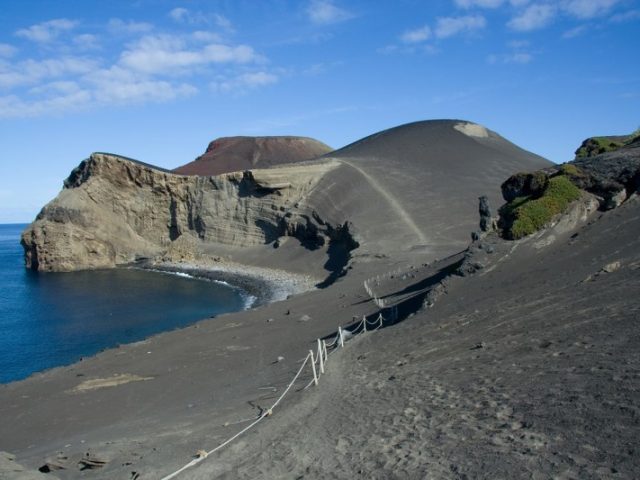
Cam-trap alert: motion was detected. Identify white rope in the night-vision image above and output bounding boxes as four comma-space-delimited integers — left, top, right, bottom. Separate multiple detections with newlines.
325, 335, 340, 348
162, 297, 392, 479
160, 352, 312, 480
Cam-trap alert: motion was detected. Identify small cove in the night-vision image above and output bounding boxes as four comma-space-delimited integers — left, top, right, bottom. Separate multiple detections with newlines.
0, 223, 252, 383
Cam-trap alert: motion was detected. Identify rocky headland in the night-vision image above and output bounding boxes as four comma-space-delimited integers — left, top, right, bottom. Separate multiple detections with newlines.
20, 120, 550, 279
4, 121, 640, 479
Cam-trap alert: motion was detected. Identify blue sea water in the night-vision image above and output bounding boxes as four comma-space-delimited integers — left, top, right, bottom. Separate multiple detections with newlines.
0, 223, 249, 383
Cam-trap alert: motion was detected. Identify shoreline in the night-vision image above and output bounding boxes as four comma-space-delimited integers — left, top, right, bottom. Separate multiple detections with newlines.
134, 259, 319, 307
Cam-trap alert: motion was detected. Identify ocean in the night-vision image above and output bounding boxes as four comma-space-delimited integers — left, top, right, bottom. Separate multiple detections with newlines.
0, 223, 250, 384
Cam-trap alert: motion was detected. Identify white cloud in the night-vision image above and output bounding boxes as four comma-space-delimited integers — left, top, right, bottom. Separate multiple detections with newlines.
401, 26, 432, 43
0, 44, 17, 57
213, 14, 234, 30
562, 24, 588, 38
508, 4, 556, 31
29, 80, 82, 95
74, 34, 100, 50
0, 57, 97, 89
119, 35, 260, 75
0, 89, 91, 118
435, 15, 486, 38
192, 31, 222, 43
16, 19, 78, 43
609, 9, 640, 22
96, 79, 196, 104
562, 0, 620, 19
211, 71, 278, 93
307, 0, 353, 24
169, 7, 233, 30
1, 16, 274, 118
169, 7, 190, 22
107, 18, 153, 35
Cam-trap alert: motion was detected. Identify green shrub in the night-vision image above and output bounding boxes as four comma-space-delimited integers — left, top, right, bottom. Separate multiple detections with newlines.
559, 163, 583, 177
575, 137, 625, 157
505, 176, 581, 239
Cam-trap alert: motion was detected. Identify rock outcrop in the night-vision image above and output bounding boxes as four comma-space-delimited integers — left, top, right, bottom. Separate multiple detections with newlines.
173, 136, 333, 176
22, 153, 343, 271
496, 135, 640, 240
574, 130, 639, 158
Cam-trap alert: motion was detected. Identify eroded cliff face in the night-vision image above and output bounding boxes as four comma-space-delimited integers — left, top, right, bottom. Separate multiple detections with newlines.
21, 153, 344, 272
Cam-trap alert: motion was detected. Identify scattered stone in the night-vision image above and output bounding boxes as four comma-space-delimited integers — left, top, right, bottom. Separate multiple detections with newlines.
299, 314, 311, 322
276, 356, 285, 363
604, 189, 628, 210
267, 318, 274, 323
195, 450, 208, 459
1, 451, 59, 479
77, 454, 107, 471
479, 196, 492, 232
601, 261, 621, 273
470, 342, 485, 350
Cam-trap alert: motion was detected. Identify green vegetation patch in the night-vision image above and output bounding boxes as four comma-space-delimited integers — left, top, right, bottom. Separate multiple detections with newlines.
575, 137, 625, 158
575, 129, 640, 158
502, 175, 582, 239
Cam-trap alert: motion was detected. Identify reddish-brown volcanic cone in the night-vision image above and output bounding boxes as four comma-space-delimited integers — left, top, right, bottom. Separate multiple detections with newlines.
173, 136, 333, 176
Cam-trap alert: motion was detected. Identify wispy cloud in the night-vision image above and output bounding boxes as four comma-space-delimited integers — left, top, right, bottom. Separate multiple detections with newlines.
562, 0, 621, 19
387, 14, 485, 56
107, 18, 153, 35
506, 0, 622, 31
401, 26, 432, 44
307, 0, 354, 24
508, 4, 556, 31
435, 15, 486, 38
0, 57, 98, 89
0, 16, 274, 118
168, 8, 233, 30
211, 71, 278, 93
0, 44, 17, 57
488, 52, 532, 63
562, 24, 588, 38
74, 34, 100, 50
488, 39, 534, 64
609, 9, 640, 22
16, 18, 78, 43
119, 34, 260, 75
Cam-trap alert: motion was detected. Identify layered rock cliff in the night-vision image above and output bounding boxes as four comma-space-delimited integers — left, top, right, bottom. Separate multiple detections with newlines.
22, 153, 343, 272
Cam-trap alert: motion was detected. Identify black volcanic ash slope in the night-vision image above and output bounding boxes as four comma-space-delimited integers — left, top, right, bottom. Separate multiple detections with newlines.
306, 120, 552, 260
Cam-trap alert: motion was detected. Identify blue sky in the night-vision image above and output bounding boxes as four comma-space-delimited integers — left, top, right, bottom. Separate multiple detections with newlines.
1, 0, 638, 223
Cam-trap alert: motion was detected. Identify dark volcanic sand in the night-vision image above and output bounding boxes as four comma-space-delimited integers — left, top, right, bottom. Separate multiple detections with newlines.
1, 195, 639, 479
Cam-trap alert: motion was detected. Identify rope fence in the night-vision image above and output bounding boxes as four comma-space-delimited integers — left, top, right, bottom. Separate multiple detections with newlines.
160, 312, 386, 480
